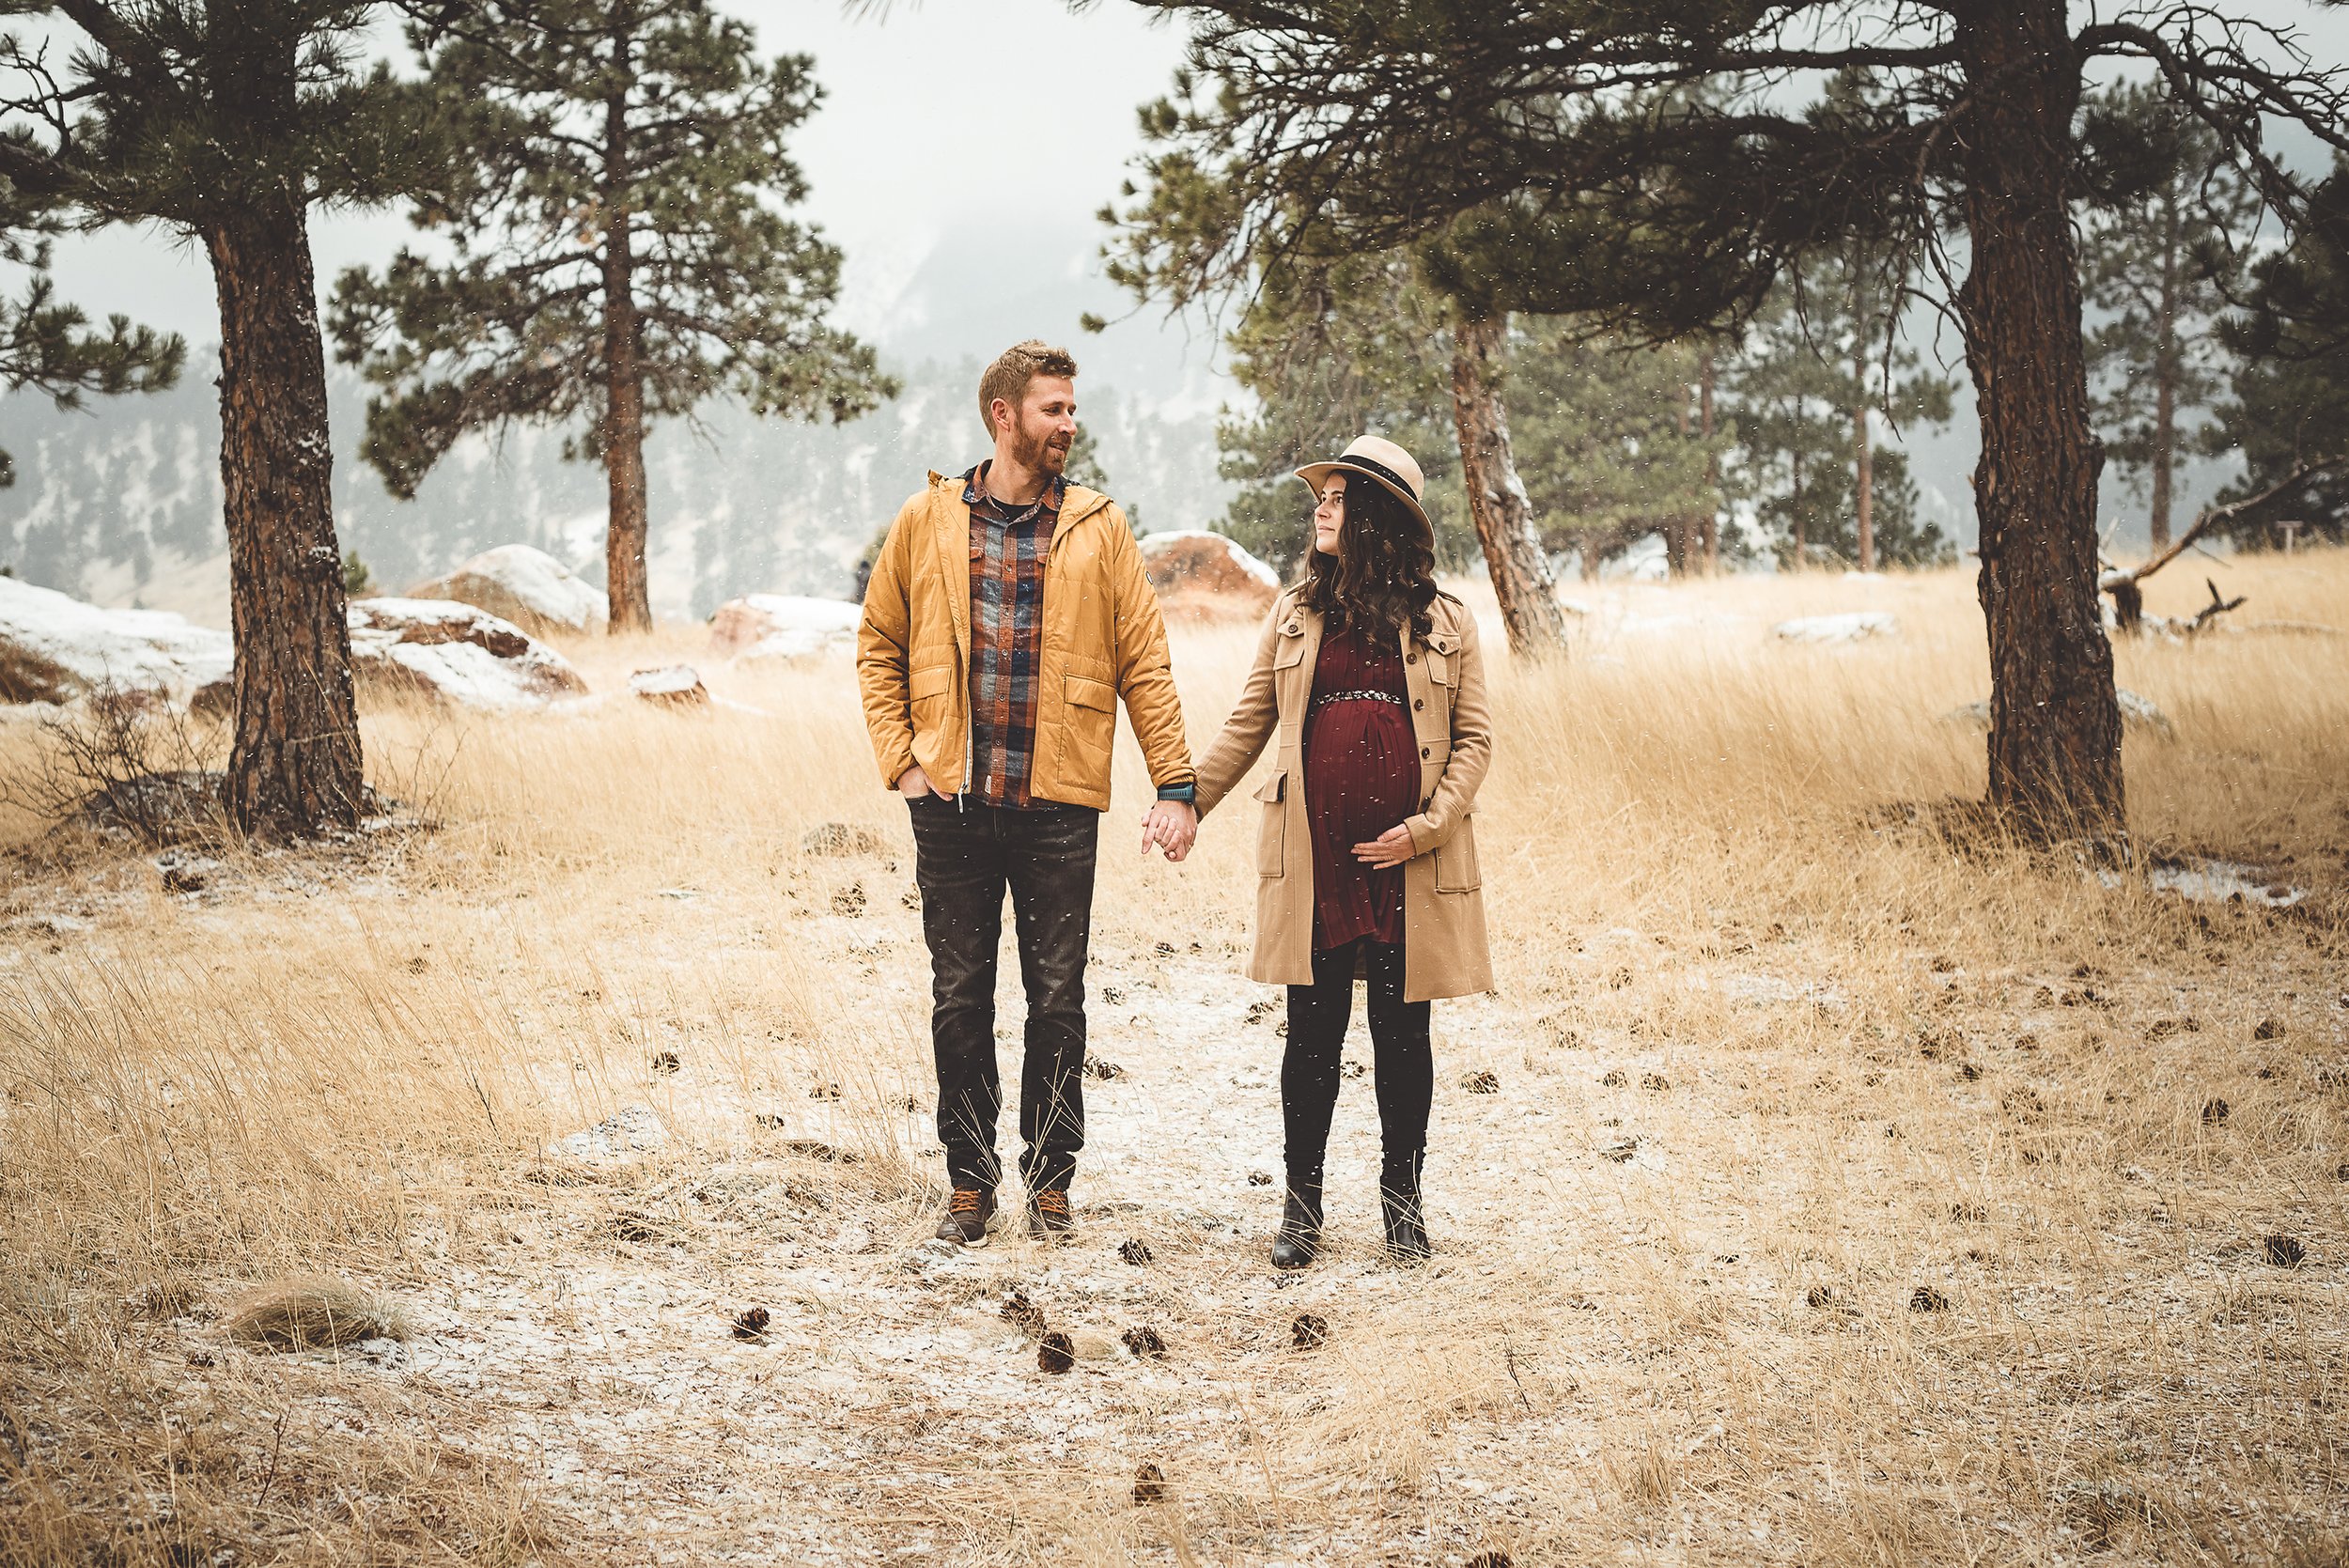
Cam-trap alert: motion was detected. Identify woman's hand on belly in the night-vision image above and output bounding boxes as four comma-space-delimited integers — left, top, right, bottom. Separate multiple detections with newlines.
1351, 824, 1415, 867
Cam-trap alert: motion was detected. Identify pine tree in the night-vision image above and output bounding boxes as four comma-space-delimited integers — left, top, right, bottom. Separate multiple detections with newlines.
2212, 164, 2349, 548
1110, 0, 2349, 843
1726, 251, 1956, 569
1204, 250, 1469, 575
1508, 328, 1728, 578
0, 205, 184, 487
0, 3, 434, 834
330, 0, 895, 633
2077, 82, 2258, 551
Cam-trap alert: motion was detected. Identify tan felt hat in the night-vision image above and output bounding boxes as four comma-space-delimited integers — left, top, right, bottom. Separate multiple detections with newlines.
1295, 435, 1433, 539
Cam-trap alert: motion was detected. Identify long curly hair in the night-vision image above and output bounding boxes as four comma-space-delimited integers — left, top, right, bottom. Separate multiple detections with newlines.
1298, 474, 1439, 642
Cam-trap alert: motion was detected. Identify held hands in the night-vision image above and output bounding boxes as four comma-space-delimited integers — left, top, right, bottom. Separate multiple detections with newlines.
1353, 824, 1415, 868
1143, 800, 1199, 862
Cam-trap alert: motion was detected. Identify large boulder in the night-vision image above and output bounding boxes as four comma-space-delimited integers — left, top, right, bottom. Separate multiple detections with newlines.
0, 576, 233, 708
405, 545, 608, 637
1137, 530, 1281, 621
348, 598, 589, 711
709, 594, 860, 662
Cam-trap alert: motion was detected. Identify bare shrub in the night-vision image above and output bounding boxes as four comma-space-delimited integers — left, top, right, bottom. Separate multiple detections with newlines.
0, 681, 230, 846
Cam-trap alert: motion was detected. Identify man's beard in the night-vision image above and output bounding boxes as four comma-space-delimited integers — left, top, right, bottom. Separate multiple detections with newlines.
1014, 420, 1071, 475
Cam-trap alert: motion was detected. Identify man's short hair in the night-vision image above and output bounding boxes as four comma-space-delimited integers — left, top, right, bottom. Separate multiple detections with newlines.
978, 340, 1079, 439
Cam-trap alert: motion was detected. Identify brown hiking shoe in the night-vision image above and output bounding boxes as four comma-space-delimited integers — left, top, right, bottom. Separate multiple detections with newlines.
935, 1187, 994, 1247
1025, 1188, 1076, 1241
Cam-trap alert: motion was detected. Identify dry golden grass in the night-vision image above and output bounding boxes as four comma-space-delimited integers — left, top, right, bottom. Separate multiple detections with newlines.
0, 548, 2343, 1565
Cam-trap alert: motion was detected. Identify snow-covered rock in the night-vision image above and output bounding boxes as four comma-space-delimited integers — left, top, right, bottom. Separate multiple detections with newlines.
1944, 688, 2172, 736
406, 544, 608, 638
1137, 530, 1282, 620
629, 665, 708, 707
348, 598, 589, 711
1775, 611, 1898, 644
0, 576, 233, 708
1600, 535, 1671, 582
709, 594, 861, 662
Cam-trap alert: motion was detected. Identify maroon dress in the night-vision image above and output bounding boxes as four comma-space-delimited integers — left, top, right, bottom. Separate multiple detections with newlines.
1303, 625, 1419, 952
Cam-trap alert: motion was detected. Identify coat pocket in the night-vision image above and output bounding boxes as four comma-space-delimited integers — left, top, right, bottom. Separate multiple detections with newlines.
1253, 768, 1287, 877
910, 663, 954, 724
1064, 674, 1116, 757
1434, 813, 1481, 893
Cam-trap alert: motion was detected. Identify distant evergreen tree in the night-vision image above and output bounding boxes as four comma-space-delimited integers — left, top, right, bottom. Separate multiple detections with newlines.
1206, 252, 1470, 576
1726, 251, 1955, 569
0, 1, 436, 834
1509, 327, 1730, 577
2212, 164, 2349, 548
2077, 82, 2258, 551
330, 0, 895, 633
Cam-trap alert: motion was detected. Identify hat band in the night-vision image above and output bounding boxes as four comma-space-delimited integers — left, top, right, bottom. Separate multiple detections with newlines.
1332, 452, 1421, 502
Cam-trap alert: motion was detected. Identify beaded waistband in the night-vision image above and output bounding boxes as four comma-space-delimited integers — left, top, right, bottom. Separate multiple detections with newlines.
1310, 689, 1406, 712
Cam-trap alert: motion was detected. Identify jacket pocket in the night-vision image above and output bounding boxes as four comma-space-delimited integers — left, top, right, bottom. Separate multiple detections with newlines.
910, 663, 954, 723
1063, 674, 1116, 758
1434, 813, 1480, 893
1423, 630, 1457, 687
1253, 768, 1286, 877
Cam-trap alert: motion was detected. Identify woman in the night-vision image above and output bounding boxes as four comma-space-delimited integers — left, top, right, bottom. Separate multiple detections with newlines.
1192, 435, 1493, 1267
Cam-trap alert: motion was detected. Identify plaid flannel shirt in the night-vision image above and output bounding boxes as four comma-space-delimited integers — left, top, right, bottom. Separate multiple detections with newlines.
963, 462, 1063, 807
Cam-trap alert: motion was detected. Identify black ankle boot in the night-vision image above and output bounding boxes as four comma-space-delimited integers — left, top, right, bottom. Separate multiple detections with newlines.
1271, 1186, 1322, 1270
1380, 1158, 1430, 1263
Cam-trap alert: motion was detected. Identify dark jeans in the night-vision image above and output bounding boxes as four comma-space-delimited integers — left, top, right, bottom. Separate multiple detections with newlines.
1283, 939, 1433, 1199
906, 796, 1098, 1194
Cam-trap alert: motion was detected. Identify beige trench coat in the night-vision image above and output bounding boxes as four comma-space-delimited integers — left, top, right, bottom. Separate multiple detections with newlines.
1194, 589, 1493, 1002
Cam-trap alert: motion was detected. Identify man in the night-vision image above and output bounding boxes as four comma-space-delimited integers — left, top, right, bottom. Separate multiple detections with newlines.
858, 340, 1199, 1246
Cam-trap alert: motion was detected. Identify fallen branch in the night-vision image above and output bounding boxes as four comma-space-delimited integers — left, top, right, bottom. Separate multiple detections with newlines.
2190, 577, 2248, 632
2099, 457, 2341, 629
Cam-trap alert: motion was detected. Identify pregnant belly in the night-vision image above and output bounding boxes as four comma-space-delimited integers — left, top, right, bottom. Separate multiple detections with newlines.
1304, 706, 1420, 842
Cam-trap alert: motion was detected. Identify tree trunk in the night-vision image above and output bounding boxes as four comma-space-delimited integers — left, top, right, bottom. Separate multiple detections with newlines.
1449, 312, 1567, 656
1700, 352, 1719, 572
2149, 185, 2181, 551
1852, 342, 1875, 572
1790, 449, 1806, 568
601, 82, 652, 634
1955, 0, 2124, 846
206, 205, 365, 837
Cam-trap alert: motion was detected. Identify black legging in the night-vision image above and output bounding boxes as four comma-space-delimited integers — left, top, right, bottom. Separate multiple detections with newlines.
1282, 939, 1433, 1198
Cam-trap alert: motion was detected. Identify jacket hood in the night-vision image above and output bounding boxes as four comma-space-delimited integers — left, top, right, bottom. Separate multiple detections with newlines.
926, 469, 1114, 527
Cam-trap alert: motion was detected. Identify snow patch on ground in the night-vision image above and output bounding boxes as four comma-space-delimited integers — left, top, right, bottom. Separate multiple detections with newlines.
2147, 857, 2305, 908
550, 1103, 669, 1161
1774, 612, 1898, 644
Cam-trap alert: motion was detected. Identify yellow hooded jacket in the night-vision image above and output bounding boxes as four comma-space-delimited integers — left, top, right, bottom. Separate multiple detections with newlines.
856, 473, 1194, 810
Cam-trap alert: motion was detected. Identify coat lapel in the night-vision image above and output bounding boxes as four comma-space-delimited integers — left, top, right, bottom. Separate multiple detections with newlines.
1277, 600, 1324, 729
